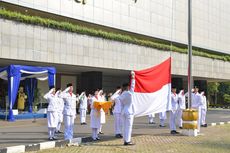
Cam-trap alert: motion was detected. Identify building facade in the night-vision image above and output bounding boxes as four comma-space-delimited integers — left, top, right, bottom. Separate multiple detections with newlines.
0, 0, 230, 103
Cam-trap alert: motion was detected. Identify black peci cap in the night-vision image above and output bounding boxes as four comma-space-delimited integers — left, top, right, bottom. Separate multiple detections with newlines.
122, 83, 129, 88
67, 83, 73, 87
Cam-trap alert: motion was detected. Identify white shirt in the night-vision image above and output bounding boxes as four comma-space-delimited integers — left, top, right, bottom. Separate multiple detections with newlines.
171, 92, 178, 111
44, 89, 58, 112
118, 79, 135, 115
191, 92, 203, 109
201, 95, 207, 110
79, 93, 88, 110
55, 90, 64, 113
62, 87, 77, 116
111, 90, 122, 114
178, 90, 186, 110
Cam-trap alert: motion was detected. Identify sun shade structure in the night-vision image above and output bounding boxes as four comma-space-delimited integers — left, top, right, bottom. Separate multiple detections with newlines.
0, 65, 56, 121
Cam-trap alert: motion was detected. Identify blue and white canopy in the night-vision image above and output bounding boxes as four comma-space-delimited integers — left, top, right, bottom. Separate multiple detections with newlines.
0, 65, 56, 121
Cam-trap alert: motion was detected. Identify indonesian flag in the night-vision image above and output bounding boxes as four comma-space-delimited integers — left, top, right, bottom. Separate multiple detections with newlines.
133, 58, 172, 117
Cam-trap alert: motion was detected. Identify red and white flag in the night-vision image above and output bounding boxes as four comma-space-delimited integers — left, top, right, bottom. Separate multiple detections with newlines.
133, 58, 172, 117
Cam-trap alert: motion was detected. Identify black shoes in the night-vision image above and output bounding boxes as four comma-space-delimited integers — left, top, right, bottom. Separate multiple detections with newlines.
115, 134, 123, 138
48, 137, 58, 141
201, 124, 207, 127
81, 122, 87, 125
179, 127, 183, 129
170, 130, 180, 134
124, 142, 135, 146
159, 125, 166, 127
55, 130, 63, 134
99, 132, 104, 134
149, 122, 156, 124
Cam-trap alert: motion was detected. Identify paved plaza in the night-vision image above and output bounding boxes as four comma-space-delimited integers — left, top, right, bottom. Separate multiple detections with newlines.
0, 109, 230, 150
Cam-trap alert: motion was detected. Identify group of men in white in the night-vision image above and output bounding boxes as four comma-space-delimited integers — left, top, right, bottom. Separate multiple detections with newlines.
148, 86, 207, 134
44, 71, 207, 145
44, 83, 90, 141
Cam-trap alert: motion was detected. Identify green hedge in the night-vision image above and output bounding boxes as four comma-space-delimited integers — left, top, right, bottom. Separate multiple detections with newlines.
0, 9, 230, 62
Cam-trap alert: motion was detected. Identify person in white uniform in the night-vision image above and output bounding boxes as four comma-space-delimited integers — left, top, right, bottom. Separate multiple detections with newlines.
62, 83, 77, 140
200, 91, 207, 127
118, 71, 135, 145
170, 87, 179, 134
111, 86, 123, 138
148, 113, 155, 124
191, 86, 203, 133
159, 111, 167, 127
177, 89, 186, 129
79, 91, 88, 125
44, 86, 58, 140
98, 90, 106, 134
90, 90, 101, 141
55, 88, 64, 133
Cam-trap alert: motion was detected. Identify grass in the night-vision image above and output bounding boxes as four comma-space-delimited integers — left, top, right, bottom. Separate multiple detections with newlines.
0, 9, 230, 62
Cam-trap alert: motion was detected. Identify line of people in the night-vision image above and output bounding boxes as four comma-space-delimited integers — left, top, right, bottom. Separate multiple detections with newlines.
147, 86, 207, 134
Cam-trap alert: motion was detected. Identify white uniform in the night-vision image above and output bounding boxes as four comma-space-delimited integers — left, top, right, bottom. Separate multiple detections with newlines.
148, 113, 155, 123
62, 87, 77, 140
98, 92, 106, 133
170, 92, 178, 131
90, 96, 101, 140
44, 89, 58, 139
118, 79, 135, 143
111, 89, 122, 135
201, 92, 207, 125
177, 90, 186, 127
191, 92, 203, 132
159, 111, 167, 126
79, 92, 88, 124
55, 90, 64, 132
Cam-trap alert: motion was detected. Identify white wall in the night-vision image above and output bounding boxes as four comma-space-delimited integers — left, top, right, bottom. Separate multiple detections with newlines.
2, 0, 230, 54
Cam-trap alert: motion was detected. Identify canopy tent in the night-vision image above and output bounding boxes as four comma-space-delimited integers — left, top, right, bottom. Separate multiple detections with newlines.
0, 65, 56, 121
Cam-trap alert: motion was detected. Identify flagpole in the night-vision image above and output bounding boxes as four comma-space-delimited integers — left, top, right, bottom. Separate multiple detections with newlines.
188, 0, 193, 109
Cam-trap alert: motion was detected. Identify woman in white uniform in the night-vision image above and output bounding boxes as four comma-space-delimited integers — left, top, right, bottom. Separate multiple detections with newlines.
44, 86, 58, 140
98, 90, 106, 134
90, 90, 101, 141
55, 88, 64, 133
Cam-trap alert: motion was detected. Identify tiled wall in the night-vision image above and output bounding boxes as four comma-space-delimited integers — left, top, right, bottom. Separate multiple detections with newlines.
2, 0, 230, 54
0, 18, 230, 80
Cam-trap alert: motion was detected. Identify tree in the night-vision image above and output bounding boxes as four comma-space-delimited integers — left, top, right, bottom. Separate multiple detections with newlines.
218, 82, 230, 106
207, 82, 219, 105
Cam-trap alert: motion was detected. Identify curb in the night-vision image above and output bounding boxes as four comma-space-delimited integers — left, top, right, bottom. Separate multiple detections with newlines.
0, 137, 92, 153
208, 121, 230, 127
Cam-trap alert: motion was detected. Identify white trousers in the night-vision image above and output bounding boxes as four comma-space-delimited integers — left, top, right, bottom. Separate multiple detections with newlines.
197, 107, 201, 132
122, 114, 134, 143
148, 114, 155, 123
92, 128, 98, 140
64, 115, 75, 140
177, 109, 183, 127
170, 111, 177, 131
56, 122, 62, 132
98, 125, 103, 133
80, 109, 87, 123
160, 119, 165, 126
201, 109, 207, 125
114, 113, 122, 134
48, 127, 55, 138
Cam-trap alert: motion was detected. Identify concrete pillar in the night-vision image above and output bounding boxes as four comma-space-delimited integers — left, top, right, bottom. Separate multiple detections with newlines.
81, 71, 102, 94
172, 77, 183, 92
55, 73, 61, 88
